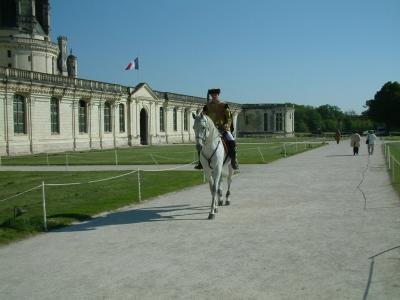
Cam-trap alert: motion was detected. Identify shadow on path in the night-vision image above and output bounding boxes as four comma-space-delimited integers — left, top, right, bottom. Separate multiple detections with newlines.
325, 154, 369, 157
54, 204, 210, 232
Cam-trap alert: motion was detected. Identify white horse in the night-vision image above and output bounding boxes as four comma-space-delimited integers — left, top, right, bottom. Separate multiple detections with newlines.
192, 112, 234, 220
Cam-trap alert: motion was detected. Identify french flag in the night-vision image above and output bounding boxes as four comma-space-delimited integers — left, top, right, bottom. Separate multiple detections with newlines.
125, 57, 139, 70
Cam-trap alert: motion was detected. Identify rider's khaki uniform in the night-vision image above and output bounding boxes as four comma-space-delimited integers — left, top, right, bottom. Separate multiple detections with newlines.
204, 100, 233, 132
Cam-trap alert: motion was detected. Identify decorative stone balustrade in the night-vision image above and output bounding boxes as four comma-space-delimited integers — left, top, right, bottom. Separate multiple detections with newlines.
0, 67, 126, 94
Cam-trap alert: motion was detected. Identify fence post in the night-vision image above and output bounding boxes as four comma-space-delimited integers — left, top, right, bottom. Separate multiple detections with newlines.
46, 152, 49, 166
392, 157, 395, 183
388, 148, 391, 169
283, 143, 287, 158
115, 148, 118, 165
42, 181, 47, 231
66, 153, 69, 167
0, 154, 2, 167
137, 168, 141, 202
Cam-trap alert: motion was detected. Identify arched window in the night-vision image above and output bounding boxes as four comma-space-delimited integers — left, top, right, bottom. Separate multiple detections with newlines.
159, 107, 165, 132
119, 104, 125, 133
173, 108, 177, 131
50, 97, 60, 134
13, 95, 26, 134
104, 102, 112, 132
276, 112, 283, 131
263, 113, 268, 132
184, 109, 189, 131
79, 100, 87, 133
0, 0, 17, 27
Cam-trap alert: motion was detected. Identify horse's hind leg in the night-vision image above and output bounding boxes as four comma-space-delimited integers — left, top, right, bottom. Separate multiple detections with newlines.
225, 165, 233, 205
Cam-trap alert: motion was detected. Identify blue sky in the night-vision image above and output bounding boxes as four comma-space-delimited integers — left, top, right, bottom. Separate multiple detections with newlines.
51, 0, 399, 114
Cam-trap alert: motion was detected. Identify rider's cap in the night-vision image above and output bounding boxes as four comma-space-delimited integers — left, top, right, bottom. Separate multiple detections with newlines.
208, 88, 220, 95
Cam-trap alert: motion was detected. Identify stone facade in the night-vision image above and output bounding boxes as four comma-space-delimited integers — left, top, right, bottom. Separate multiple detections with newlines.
0, 67, 242, 155
238, 104, 295, 137
0, 0, 294, 156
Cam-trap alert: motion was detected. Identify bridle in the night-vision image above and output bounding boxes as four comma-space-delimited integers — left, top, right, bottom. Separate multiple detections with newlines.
195, 115, 221, 169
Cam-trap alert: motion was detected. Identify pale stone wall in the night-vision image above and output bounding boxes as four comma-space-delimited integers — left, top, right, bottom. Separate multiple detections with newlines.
237, 105, 295, 136
0, 67, 248, 156
0, 36, 59, 74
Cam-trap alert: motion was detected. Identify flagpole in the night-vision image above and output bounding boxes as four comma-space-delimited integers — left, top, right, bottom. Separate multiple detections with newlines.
137, 56, 140, 83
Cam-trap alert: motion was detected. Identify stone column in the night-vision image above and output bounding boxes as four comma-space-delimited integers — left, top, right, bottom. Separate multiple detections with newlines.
27, 95, 33, 153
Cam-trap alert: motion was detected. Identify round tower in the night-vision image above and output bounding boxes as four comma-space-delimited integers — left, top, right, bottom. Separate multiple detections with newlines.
0, 0, 66, 75
67, 49, 78, 78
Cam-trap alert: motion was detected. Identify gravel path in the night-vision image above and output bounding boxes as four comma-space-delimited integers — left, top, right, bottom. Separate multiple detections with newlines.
1, 140, 399, 299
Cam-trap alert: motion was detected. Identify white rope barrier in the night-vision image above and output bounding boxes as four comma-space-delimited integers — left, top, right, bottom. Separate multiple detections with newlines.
0, 185, 42, 203
145, 161, 197, 172
257, 147, 265, 163
45, 170, 138, 187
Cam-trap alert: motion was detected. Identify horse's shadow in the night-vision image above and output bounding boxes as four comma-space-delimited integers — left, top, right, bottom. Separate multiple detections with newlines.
53, 204, 209, 232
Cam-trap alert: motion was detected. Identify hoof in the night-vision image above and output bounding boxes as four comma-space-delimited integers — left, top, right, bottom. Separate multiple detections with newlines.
208, 213, 215, 220
218, 200, 223, 206
225, 200, 231, 206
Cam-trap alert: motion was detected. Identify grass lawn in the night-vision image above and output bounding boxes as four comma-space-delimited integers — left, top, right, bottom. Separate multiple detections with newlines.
0, 140, 324, 166
384, 141, 400, 195
0, 170, 203, 246
0, 139, 325, 245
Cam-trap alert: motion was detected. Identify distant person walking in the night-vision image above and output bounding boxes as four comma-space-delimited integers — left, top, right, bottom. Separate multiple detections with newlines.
366, 130, 378, 155
334, 129, 341, 144
350, 131, 361, 155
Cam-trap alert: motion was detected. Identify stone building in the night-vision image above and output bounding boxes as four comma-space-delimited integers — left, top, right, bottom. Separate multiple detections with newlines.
238, 104, 295, 137
0, 0, 294, 156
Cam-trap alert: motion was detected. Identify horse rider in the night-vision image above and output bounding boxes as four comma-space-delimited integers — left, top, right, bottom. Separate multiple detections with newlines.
194, 88, 239, 170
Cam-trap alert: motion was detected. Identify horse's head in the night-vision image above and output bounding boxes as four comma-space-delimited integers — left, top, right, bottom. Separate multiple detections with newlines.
192, 112, 209, 152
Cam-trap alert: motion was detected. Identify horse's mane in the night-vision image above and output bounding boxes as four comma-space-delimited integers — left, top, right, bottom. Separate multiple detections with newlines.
202, 114, 219, 138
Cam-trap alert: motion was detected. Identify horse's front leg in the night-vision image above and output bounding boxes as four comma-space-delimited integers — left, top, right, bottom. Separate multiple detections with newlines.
225, 165, 233, 205
217, 176, 223, 207
208, 177, 217, 219
204, 170, 216, 219
208, 169, 222, 219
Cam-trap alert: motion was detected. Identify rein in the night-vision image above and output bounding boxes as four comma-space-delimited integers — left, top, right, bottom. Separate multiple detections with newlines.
201, 140, 221, 169
196, 114, 225, 170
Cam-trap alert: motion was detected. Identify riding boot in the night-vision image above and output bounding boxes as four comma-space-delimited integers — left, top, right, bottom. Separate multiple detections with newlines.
194, 151, 203, 169
228, 140, 239, 170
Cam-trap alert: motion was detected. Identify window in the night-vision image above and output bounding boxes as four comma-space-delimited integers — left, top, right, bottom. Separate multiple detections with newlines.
28, 55, 31, 62
184, 109, 188, 131
7, 50, 11, 58
276, 112, 283, 131
104, 102, 112, 132
159, 107, 165, 132
50, 97, 60, 134
173, 108, 177, 131
8, 63, 12, 68
13, 95, 26, 134
119, 104, 125, 133
263, 113, 268, 131
79, 100, 87, 133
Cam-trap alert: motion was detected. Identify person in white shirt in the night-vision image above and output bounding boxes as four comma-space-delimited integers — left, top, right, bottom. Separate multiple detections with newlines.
366, 130, 378, 155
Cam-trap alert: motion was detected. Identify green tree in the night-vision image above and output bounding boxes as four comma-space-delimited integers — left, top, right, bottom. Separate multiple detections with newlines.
365, 81, 400, 129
